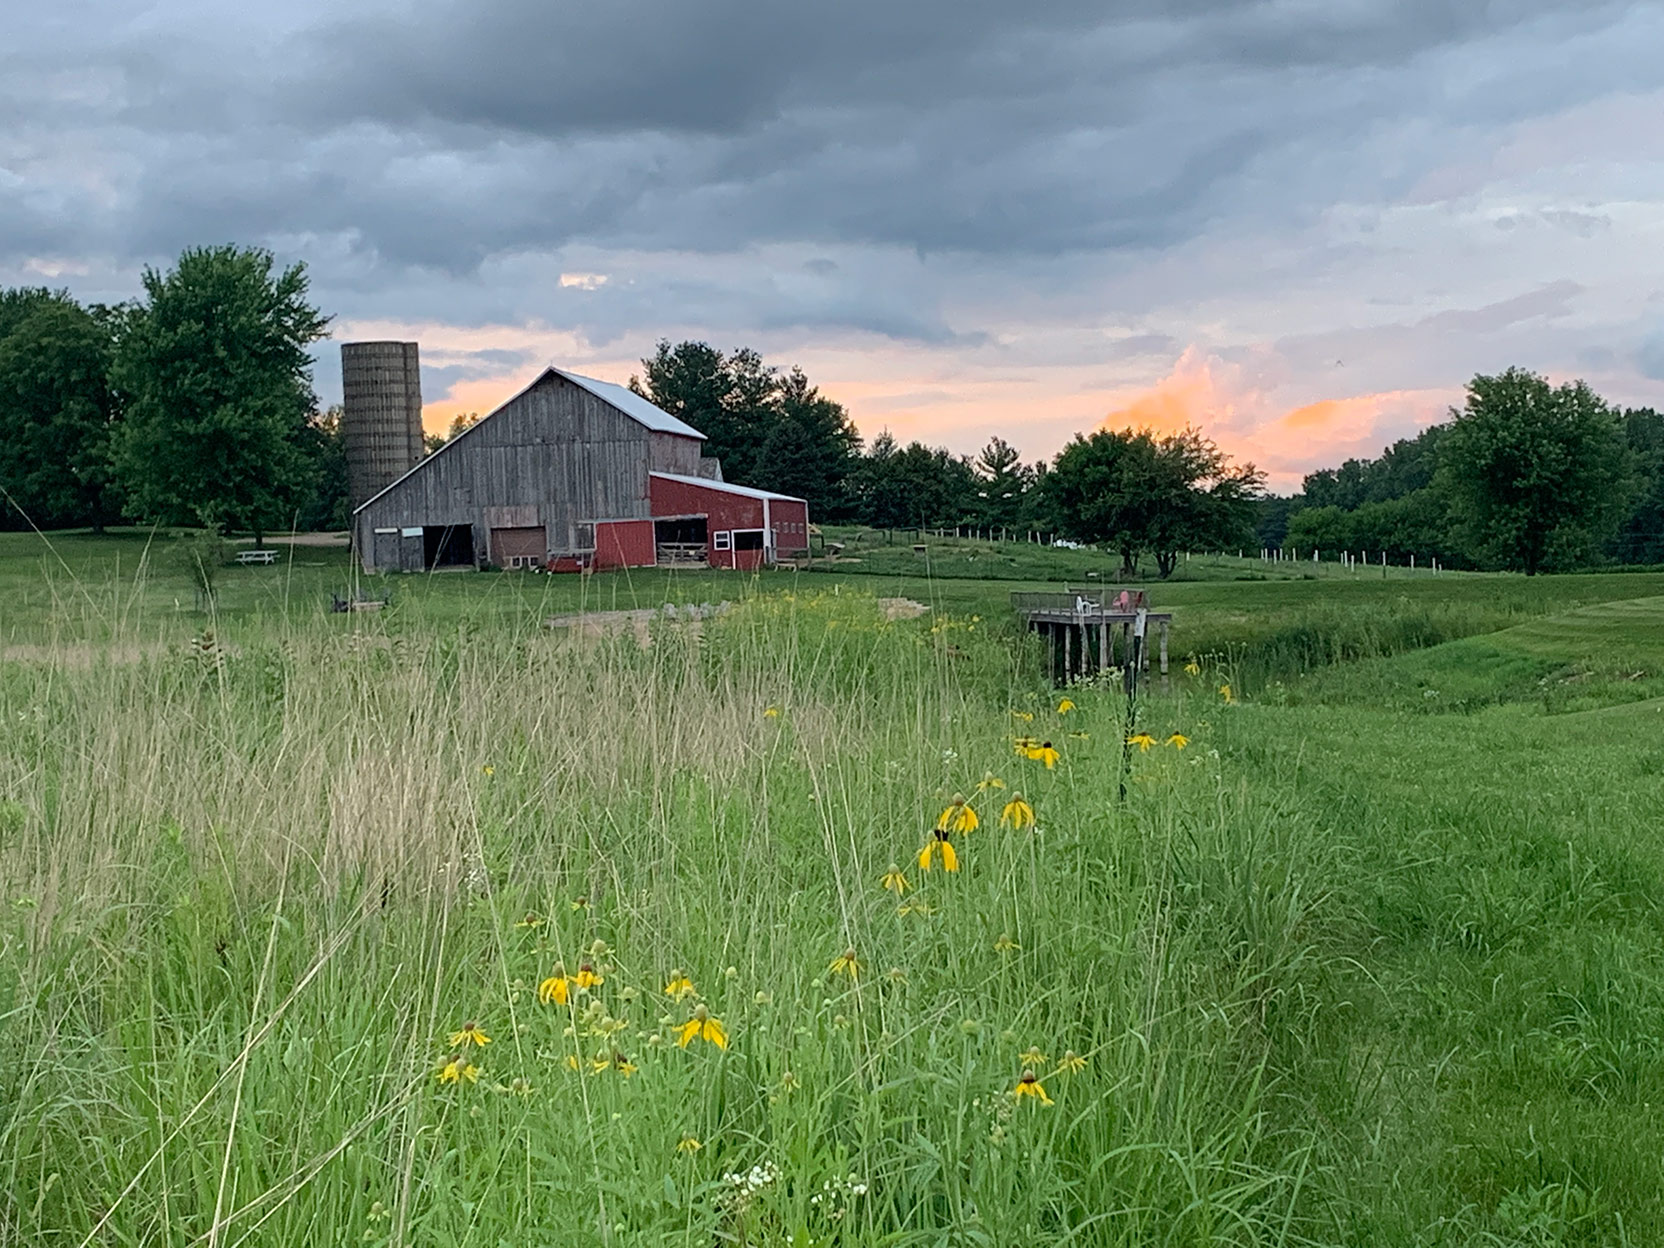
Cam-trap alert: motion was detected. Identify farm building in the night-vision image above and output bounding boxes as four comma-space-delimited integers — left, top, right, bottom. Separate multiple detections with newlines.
348, 355, 810, 573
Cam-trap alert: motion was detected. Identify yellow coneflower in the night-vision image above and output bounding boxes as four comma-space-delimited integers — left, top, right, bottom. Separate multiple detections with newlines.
1013, 735, 1039, 754
663, 970, 696, 1000
880, 865, 909, 896
1068, 730, 1090, 740
975, 772, 1006, 793
677, 1135, 702, 1154
1219, 683, 1234, 703
1000, 796, 1035, 829
1020, 1045, 1047, 1066
1026, 741, 1060, 769
1166, 732, 1189, 749
918, 829, 959, 872
448, 1021, 491, 1048
829, 948, 860, 978
676, 1004, 728, 1050
935, 795, 979, 834
898, 899, 935, 916
1057, 698, 1076, 713
574, 963, 604, 990
591, 1050, 637, 1077
1184, 660, 1202, 676
1057, 1050, 1088, 1074
435, 1053, 480, 1085
481, 765, 495, 776
1011, 1069, 1053, 1105
763, 706, 781, 719
539, 962, 574, 1006
570, 896, 589, 911
1010, 709, 1035, 722
514, 912, 543, 930
993, 932, 1019, 952
1125, 733, 1156, 752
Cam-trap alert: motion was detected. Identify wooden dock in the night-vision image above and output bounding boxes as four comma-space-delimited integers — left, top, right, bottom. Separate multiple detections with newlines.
1012, 589, 1172, 688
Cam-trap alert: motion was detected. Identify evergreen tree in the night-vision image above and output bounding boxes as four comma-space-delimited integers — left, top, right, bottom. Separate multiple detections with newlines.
973, 436, 1032, 529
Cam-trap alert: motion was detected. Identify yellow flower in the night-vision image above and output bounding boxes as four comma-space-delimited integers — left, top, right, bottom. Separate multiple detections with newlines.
763, 706, 781, 719
1012, 1069, 1053, 1105
935, 796, 979, 834
1010, 709, 1035, 722
448, 1021, 491, 1048
1166, 733, 1189, 749
481, 765, 495, 776
1025, 741, 1060, 769
1126, 733, 1156, 752
1012, 735, 1039, 753
1020, 1045, 1047, 1066
1184, 660, 1201, 676
898, 899, 935, 916
829, 948, 860, 978
1068, 731, 1090, 740
999, 796, 1035, 829
570, 896, 588, 911
675, 1004, 728, 1050
435, 1054, 479, 1085
574, 963, 604, 990
1218, 683, 1234, 703
880, 865, 909, 896
918, 829, 959, 872
677, 1135, 702, 1155
1057, 1050, 1088, 1075
993, 932, 1019, 952
1056, 698, 1076, 713
539, 962, 573, 1005
975, 772, 1006, 793
663, 970, 696, 1000
514, 912, 543, 930
597, 1050, 638, 1077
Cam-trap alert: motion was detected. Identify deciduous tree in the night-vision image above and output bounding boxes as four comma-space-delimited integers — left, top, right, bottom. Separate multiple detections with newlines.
111, 246, 330, 545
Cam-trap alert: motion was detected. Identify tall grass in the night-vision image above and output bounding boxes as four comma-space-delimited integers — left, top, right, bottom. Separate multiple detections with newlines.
0, 590, 1354, 1246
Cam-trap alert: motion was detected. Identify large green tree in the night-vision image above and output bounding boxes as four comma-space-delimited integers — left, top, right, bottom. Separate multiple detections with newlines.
0, 289, 121, 529
111, 246, 330, 544
1439, 368, 1632, 573
846, 433, 978, 529
1044, 427, 1261, 576
752, 368, 862, 517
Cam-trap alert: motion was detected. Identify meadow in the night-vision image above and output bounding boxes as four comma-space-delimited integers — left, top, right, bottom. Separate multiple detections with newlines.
3, 530, 1664, 1245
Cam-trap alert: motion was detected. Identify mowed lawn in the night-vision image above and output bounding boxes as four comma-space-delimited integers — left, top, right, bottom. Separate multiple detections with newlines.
3, 530, 1664, 1243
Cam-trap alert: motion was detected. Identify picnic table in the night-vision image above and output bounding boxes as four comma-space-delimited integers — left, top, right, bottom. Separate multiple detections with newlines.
236, 549, 277, 565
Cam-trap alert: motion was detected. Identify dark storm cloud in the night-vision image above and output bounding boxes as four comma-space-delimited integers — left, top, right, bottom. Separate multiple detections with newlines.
1, 0, 1660, 356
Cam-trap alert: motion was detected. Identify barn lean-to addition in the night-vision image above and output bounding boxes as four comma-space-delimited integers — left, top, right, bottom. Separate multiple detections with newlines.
349, 359, 810, 573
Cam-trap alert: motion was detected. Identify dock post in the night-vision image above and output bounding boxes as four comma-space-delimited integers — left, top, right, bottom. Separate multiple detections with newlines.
1158, 620, 1170, 675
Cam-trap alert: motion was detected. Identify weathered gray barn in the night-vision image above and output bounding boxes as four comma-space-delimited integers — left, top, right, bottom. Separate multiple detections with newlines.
352, 365, 716, 573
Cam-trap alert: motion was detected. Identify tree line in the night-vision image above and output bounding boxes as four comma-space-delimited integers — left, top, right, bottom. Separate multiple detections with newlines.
630, 340, 1263, 573
1260, 369, 1661, 574
0, 246, 344, 541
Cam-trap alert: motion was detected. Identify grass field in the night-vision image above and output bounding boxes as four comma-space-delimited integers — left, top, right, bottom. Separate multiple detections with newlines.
4, 530, 1664, 1245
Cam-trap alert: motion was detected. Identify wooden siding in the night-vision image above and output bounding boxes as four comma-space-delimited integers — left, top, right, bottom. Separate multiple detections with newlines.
648, 431, 704, 475
355, 372, 661, 569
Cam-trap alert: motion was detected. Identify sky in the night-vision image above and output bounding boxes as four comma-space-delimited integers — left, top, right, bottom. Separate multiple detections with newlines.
5, 1, 1664, 490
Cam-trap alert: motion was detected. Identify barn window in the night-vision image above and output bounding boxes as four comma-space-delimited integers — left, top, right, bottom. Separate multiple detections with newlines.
733, 530, 765, 552
713, 531, 732, 552
572, 522, 596, 551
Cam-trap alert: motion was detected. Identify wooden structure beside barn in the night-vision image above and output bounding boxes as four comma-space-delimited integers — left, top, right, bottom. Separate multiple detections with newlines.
1013, 587, 1172, 688
350, 361, 810, 573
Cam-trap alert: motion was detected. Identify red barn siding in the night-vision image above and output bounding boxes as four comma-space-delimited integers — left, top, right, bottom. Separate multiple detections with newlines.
648, 474, 808, 569
595, 519, 656, 569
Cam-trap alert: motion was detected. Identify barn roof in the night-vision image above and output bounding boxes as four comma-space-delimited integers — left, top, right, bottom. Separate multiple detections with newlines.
548, 368, 705, 441
650, 472, 806, 504
352, 365, 705, 516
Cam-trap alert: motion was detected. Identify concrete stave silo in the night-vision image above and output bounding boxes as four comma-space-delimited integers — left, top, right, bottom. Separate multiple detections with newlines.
342, 341, 425, 511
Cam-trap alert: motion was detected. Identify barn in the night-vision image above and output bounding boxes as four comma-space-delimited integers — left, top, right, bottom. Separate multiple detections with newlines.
349, 359, 810, 573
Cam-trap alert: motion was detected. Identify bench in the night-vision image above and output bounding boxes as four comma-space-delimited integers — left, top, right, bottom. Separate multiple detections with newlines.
236, 549, 277, 565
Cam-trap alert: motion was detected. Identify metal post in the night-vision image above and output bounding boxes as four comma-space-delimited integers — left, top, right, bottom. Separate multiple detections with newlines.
1159, 620, 1169, 675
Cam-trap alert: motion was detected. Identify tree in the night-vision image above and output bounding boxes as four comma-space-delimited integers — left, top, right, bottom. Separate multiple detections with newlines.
846, 433, 978, 529
1043, 427, 1260, 576
1612, 408, 1664, 564
632, 341, 771, 481
751, 367, 862, 517
0, 291, 121, 529
973, 437, 1032, 530
295, 405, 349, 532
111, 246, 330, 545
1439, 368, 1632, 574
